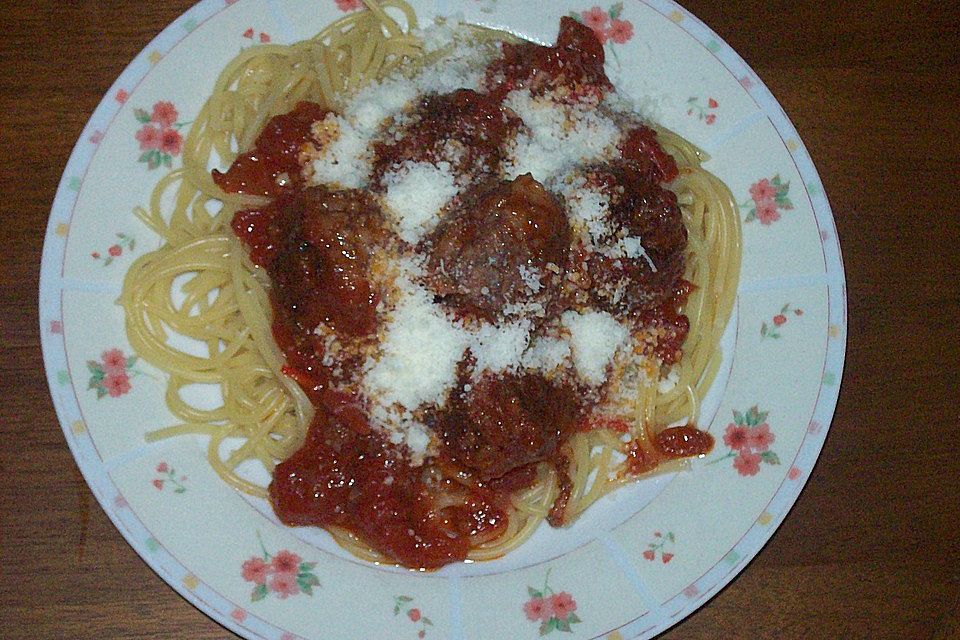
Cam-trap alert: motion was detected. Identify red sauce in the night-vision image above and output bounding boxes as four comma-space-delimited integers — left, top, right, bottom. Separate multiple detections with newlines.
214, 101, 328, 196
620, 125, 679, 183
639, 279, 693, 364
270, 414, 502, 569
486, 16, 612, 101
626, 425, 714, 475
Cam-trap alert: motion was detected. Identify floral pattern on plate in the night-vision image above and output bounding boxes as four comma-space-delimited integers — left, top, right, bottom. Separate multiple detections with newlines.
760, 303, 804, 339
90, 233, 135, 266
522, 570, 582, 635
393, 595, 434, 638
241, 532, 320, 601
686, 96, 718, 124
133, 101, 189, 169
86, 348, 142, 399
642, 530, 676, 563
742, 174, 794, 225
151, 461, 188, 493
710, 406, 781, 476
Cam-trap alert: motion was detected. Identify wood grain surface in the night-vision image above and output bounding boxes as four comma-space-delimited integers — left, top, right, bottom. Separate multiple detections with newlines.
2, 1, 958, 638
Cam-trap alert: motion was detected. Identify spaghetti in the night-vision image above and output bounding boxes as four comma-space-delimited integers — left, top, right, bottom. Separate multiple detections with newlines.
120, 0, 741, 568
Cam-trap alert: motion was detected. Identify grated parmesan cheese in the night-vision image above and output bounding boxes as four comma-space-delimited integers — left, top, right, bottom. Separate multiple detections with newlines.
363, 278, 470, 412
502, 89, 620, 182
521, 336, 572, 373
561, 309, 629, 385
382, 160, 460, 243
309, 114, 374, 189
470, 319, 532, 375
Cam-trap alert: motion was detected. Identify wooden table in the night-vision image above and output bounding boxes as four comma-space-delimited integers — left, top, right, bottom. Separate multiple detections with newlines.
2, 1, 958, 638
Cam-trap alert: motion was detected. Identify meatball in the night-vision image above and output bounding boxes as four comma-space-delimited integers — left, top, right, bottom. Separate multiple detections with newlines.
425, 174, 570, 321
268, 186, 386, 337
579, 162, 687, 314
485, 16, 612, 101
435, 373, 581, 481
372, 89, 520, 187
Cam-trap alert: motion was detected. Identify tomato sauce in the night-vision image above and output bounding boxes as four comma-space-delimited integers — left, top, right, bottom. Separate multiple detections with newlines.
485, 16, 612, 101
626, 425, 714, 476
214, 101, 327, 197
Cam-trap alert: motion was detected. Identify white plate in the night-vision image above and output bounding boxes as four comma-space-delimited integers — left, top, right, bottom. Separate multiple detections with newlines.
40, 1, 846, 638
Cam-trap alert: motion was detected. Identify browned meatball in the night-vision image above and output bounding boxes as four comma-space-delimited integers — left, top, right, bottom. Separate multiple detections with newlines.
372, 89, 520, 187
425, 174, 570, 321
268, 186, 386, 338
581, 162, 687, 314
435, 373, 581, 481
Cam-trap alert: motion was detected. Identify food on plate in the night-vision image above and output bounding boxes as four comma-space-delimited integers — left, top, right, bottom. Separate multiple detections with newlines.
121, 0, 741, 569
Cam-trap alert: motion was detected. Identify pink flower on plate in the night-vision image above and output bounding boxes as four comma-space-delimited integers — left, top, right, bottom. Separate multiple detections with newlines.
755, 199, 781, 225
103, 372, 131, 397
408, 608, 421, 622
523, 597, 549, 621
335, 0, 363, 11
773, 314, 787, 326
135, 125, 161, 150
733, 450, 762, 476
642, 549, 655, 561
241, 557, 270, 584
661, 552, 674, 563
722, 423, 749, 451
269, 571, 300, 599
788, 466, 802, 480
151, 101, 178, 127
101, 348, 127, 374
749, 178, 777, 203
705, 113, 717, 125
151, 479, 164, 490
115, 89, 129, 104
259, 32, 271, 43
108, 244, 122, 257
581, 6, 609, 31
608, 18, 634, 44
747, 423, 775, 452
231, 608, 246, 623
549, 592, 577, 619
159, 128, 183, 156
156, 462, 169, 473
270, 550, 302, 576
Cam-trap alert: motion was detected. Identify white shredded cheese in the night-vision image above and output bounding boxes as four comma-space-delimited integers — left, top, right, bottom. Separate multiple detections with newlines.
363, 280, 469, 412
521, 337, 572, 372
310, 115, 373, 189
470, 319, 532, 375
561, 309, 629, 385
621, 236, 657, 271
518, 264, 543, 293
382, 160, 460, 243
502, 89, 620, 181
